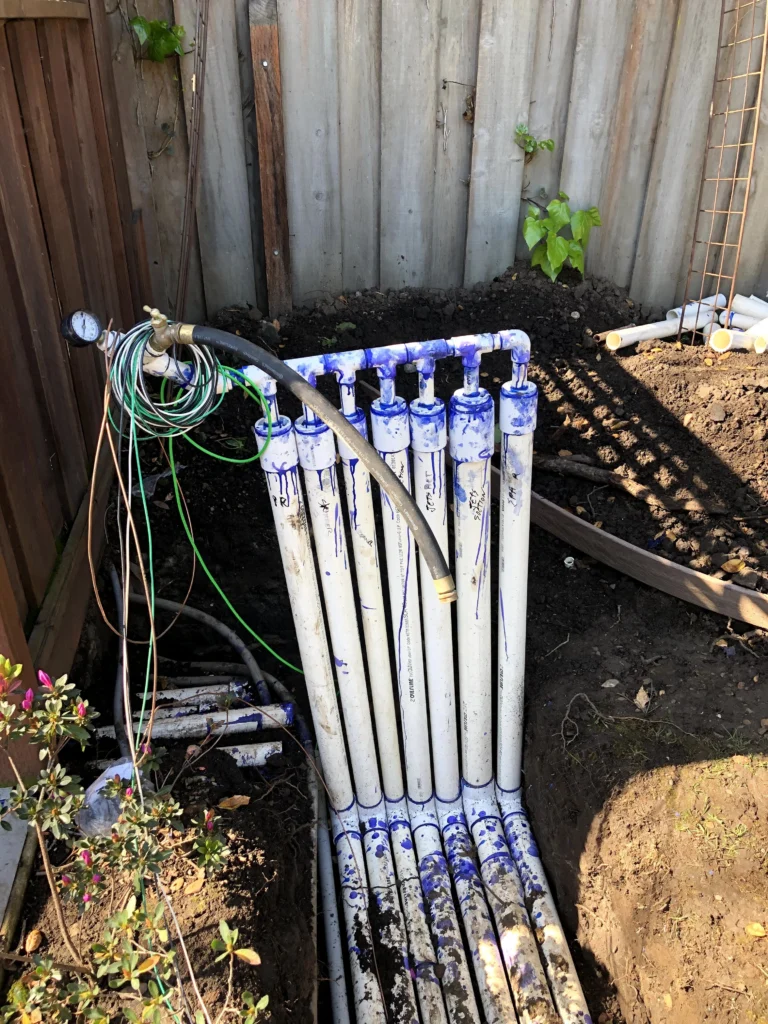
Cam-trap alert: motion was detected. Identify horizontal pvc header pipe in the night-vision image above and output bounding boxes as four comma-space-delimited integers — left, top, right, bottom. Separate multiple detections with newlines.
97, 703, 293, 740
606, 309, 715, 351
665, 293, 726, 320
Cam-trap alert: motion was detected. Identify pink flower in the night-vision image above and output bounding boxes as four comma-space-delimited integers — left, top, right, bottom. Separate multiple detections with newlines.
82, 893, 91, 903
141, 743, 151, 755
207, 820, 214, 831
61, 875, 71, 886
21, 689, 34, 711
37, 670, 53, 690
80, 849, 92, 868
92, 874, 101, 884
125, 787, 133, 798
76, 702, 86, 718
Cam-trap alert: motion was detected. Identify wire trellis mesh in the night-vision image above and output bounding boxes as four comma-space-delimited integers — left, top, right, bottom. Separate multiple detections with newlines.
680, 0, 768, 341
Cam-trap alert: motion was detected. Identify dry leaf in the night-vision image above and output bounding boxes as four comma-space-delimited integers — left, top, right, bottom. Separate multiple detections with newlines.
721, 558, 745, 574
272, 319, 280, 331
594, 521, 604, 529
663, 993, 673, 1009
558, 450, 573, 458
665, 530, 677, 542
138, 955, 161, 974
718, 351, 731, 361
704, 357, 713, 366
218, 795, 251, 811
185, 877, 205, 895
24, 929, 43, 954
683, 412, 693, 427
745, 922, 766, 938
170, 877, 184, 893
675, 341, 682, 351
234, 948, 262, 965
576, 506, 587, 515
634, 686, 650, 711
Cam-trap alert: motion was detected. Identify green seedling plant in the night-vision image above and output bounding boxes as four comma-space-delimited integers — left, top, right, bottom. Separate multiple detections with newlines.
0, 655, 265, 1024
515, 124, 555, 161
523, 192, 602, 282
130, 18, 185, 62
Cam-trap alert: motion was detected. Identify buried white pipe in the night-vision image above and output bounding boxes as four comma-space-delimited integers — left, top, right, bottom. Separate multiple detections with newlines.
495, 373, 593, 1024
97, 704, 292, 740
665, 293, 726, 320
605, 309, 715, 351
142, 682, 248, 703
731, 293, 768, 319
317, 769, 351, 1024
253, 412, 387, 1024
88, 741, 283, 773
295, 415, 422, 1024
449, 369, 559, 1024
719, 310, 759, 329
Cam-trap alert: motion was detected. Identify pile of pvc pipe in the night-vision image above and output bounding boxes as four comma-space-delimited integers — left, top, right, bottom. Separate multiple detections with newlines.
111, 327, 593, 1022
605, 305, 716, 351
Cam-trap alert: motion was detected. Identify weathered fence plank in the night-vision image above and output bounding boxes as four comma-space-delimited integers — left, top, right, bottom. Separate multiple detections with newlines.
249, 0, 292, 316
380, 0, 439, 291
630, 0, 721, 308
464, 0, 537, 286
559, 0, 635, 218
589, 0, 679, 286
516, 0, 581, 260
176, 0, 257, 313
277, 0, 342, 302
429, 0, 481, 288
338, 0, 381, 292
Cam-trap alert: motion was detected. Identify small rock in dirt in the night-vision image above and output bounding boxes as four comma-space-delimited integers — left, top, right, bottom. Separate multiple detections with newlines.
581, 335, 596, 350
754, 424, 767, 441
709, 402, 727, 422
570, 310, 581, 319
415, 305, 430, 320
734, 569, 761, 590
602, 679, 620, 688
442, 302, 456, 318
320, 302, 335, 316
689, 555, 712, 570
573, 279, 592, 300
696, 383, 712, 401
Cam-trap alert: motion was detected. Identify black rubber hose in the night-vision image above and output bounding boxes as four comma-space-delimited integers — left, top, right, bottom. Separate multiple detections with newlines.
190, 325, 456, 601
129, 592, 272, 705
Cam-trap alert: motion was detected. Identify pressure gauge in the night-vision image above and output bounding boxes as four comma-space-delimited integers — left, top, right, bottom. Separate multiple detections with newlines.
61, 309, 103, 347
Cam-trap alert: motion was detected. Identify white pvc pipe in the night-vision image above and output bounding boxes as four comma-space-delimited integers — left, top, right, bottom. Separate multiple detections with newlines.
332, 806, 388, 1024
665, 293, 725, 320
709, 316, 768, 353
410, 383, 460, 805
144, 683, 246, 703
98, 704, 292, 740
606, 309, 715, 351
254, 415, 355, 814
499, 795, 592, 1024
88, 741, 283, 773
371, 393, 432, 804
719, 310, 759, 329
732, 293, 768, 319
496, 382, 537, 793
317, 774, 351, 1024
449, 386, 494, 789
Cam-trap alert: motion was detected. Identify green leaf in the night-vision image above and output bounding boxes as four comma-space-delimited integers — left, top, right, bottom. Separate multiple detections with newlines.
558, 191, 570, 201
571, 206, 601, 249
523, 215, 547, 250
129, 16, 150, 46
336, 322, 356, 332
218, 920, 233, 944
527, 204, 541, 220
531, 244, 558, 282
539, 139, 555, 152
546, 198, 571, 233
255, 995, 270, 1012
546, 232, 569, 274
568, 239, 585, 275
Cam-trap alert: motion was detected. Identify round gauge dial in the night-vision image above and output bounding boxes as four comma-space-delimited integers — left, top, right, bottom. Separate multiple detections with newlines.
61, 309, 103, 347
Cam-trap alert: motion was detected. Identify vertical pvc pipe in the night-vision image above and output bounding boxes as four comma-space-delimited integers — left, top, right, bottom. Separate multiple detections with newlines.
371, 381, 432, 803
449, 376, 494, 789
294, 416, 422, 1024
317, 780, 352, 1024
493, 364, 593, 1024
496, 379, 537, 794
337, 405, 404, 802
410, 362, 460, 805
253, 415, 355, 811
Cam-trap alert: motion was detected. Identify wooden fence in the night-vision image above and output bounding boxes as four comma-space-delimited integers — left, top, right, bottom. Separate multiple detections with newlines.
0, 0, 144, 778
104, 0, 768, 318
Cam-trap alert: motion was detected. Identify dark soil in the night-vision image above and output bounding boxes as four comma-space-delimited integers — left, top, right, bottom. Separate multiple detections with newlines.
9, 261, 768, 1023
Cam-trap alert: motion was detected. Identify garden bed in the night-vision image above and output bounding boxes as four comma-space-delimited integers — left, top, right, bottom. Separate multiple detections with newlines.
6, 263, 767, 1023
